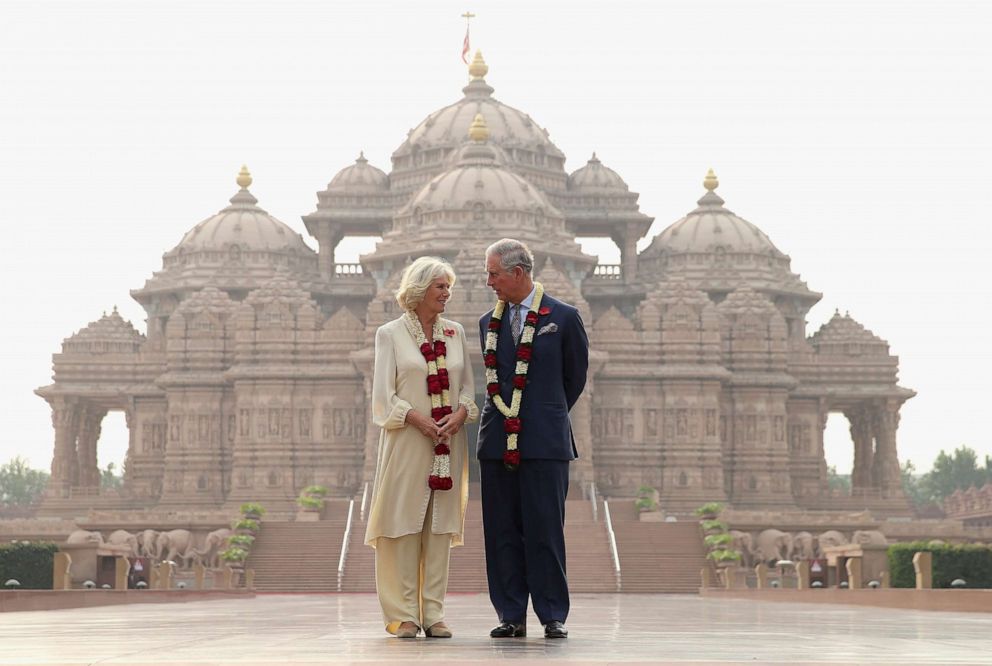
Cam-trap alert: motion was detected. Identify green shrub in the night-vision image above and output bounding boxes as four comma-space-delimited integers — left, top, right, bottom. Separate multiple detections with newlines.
302, 485, 329, 497
297, 496, 323, 510
888, 542, 992, 589
219, 547, 248, 563
700, 519, 728, 533
704, 533, 733, 548
0, 542, 59, 589
694, 502, 725, 517
239, 502, 266, 517
227, 534, 254, 548
232, 518, 259, 532
707, 548, 742, 563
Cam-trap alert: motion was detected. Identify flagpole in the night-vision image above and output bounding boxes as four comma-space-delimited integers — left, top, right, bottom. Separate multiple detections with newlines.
461, 11, 475, 65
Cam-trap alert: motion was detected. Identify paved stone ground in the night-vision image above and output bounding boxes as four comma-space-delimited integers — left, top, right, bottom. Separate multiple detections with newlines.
1, 592, 990, 665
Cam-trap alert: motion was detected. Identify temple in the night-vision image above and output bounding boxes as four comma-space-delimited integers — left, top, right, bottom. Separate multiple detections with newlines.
35, 52, 915, 517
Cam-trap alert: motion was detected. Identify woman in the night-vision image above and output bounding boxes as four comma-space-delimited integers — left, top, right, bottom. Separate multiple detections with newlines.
364, 256, 478, 638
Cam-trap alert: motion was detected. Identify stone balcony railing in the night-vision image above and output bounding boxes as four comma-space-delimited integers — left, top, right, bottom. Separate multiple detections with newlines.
590, 264, 622, 280
334, 263, 365, 277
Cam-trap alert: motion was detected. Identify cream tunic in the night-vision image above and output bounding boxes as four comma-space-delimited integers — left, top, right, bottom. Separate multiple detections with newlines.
364, 316, 479, 548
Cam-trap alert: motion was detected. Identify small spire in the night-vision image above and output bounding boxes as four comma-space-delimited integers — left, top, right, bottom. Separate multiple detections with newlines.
589, 152, 600, 164
237, 165, 252, 189
356, 151, 368, 164
469, 113, 490, 142
469, 49, 488, 80
112, 305, 119, 315
703, 168, 718, 191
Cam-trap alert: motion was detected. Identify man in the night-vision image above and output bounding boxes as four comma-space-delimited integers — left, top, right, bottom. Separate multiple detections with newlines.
477, 238, 589, 639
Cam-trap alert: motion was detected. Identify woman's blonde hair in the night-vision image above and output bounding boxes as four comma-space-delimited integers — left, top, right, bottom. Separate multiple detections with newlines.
395, 256, 456, 312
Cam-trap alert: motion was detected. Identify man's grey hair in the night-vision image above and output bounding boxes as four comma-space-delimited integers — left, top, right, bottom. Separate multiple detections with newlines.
486, 238, 534, 275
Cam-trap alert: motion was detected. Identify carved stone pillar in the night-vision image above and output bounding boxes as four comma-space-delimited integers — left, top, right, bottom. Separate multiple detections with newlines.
870, 401, 904, 497
47, 397, 80, 498
75, 406, 106, 491
612, 224, 640, 285
318, 223, 345, 280
847, 406, 874, 491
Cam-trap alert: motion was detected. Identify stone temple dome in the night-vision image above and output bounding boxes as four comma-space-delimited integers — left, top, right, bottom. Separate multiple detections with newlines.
169, 167, 315, 257
325, 152, 389, 192
389, 51, 567, 193
568, 153, 629, 191
649, 169, 780, 255
133, 167, 320, 313
400, 115, 559, 218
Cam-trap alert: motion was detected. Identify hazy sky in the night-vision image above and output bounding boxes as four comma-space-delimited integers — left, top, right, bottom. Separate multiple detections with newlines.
1, 1, 989, 477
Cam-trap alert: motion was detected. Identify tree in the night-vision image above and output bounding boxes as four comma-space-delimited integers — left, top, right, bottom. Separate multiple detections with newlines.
915, 446, 992, 505
0, 457, 49, 506
100, 462, 123, 491
900, 459, 927, 507
827, 466, 850, 494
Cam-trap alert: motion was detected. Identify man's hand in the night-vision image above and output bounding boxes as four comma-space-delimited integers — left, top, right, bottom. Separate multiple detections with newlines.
436, 405, 468, 439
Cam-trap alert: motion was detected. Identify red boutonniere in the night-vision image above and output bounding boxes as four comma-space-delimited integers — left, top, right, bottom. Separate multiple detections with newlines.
539, 306, 551, 316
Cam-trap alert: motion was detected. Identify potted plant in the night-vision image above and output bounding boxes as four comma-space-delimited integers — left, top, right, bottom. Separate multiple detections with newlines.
704, 533, 734, 549
700, 519, 728, 535
707, 548, 743, 567
634, 485, 659, 520
239, 502, 266, 520
227, 534, 255, 549
219, 546, 249, 569
694, 502, 724, 520
232, 518, 260, 535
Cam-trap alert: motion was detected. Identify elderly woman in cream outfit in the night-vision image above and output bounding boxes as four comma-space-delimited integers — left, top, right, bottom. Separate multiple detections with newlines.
365, 256, 478, 639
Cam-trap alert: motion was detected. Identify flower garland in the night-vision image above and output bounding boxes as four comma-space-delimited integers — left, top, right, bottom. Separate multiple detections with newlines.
407, 312, 453, 491
483, 282, 549, 471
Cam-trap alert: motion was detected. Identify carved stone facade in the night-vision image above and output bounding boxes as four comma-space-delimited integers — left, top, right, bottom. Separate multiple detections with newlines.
35, 53, 914, 516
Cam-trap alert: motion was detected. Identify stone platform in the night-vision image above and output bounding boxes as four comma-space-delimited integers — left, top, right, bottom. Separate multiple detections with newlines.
0, 592, 989, 665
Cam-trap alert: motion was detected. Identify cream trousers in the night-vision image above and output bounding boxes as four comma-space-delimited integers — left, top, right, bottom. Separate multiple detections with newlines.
374, 493, 452, 633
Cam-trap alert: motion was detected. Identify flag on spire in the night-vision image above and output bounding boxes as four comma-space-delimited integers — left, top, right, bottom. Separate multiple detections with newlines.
460, 12, 475, 64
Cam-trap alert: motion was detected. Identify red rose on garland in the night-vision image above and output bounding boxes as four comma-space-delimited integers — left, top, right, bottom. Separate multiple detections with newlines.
513, 375, 527, 389
434, 442, 450, 455
516, 345, 532, 362
427, 376, 442, 394
487, 382, 500, 396
429, 475, 453, 490
525, 311, 539, 325
434, 341, 447, 357
503, 450, 521, 468
504, 417, 522, 434
488, 319, 500, 331
484, 352, 497, 368
437, 368, 449, 390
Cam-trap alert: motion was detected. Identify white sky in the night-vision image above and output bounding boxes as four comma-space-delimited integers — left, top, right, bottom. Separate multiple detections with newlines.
1, 1, 989, 477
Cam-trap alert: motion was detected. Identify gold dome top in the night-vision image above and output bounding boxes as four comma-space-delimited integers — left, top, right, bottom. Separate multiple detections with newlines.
703, 168, 718, 191
237, 165, 252, 189
468, 50, 488, 80
468, 113, 490, 142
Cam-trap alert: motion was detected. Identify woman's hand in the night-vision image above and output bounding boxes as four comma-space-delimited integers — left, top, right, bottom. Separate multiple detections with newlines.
436, 405, 468, 439
406, 410, 441, 441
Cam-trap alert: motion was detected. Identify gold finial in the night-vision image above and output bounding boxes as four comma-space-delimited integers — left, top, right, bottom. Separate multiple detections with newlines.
237, 165, 252, 189
703, 168, 718, 191
469, 49, 488, 79
468, 113, 489, 142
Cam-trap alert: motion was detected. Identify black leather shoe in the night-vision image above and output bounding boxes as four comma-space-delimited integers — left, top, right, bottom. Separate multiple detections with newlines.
544, 621, 568, 638
490, 621, 526, 638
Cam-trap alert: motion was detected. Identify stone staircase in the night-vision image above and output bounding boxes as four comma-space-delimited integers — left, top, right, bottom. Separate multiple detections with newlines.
247, 501, 352, 592
340, 493, 617, 593
607, 500, 709, 593
249, 492, 709, 595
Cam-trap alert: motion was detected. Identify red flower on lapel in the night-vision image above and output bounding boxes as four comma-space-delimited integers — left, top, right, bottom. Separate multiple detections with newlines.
538, 306, 551, 316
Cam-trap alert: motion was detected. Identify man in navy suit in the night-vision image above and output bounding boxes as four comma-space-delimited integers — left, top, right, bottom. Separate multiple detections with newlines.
477, 238, 588, 639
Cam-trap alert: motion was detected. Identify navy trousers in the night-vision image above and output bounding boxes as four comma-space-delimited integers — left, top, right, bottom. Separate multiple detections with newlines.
480, 458, 570, 625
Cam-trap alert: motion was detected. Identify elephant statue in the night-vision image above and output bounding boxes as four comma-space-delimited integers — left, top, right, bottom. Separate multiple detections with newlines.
106, 530, 139, 556
792, 531, 816, 560
729, 530, 755, 568
195, 528, 233, 569
754, 529, 793, 564
66, 529, 103, 545
156, 529, 196, 568
851, 530, 888, 547
137, 529, 159, 558
816, 530, 849, 556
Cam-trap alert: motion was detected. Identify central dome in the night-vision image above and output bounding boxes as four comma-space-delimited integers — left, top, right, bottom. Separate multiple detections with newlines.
389, 52, 567, 194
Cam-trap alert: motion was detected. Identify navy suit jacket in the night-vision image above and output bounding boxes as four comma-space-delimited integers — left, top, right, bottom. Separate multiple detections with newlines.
477, 293, 589, 461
